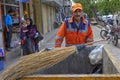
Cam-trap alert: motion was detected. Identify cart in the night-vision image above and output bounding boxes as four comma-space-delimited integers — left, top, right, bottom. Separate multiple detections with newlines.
21, 45, 120, 80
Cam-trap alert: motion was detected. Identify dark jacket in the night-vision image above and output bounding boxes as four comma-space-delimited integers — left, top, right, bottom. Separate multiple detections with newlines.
27, 25, 37, 38
26, 18, 37, 38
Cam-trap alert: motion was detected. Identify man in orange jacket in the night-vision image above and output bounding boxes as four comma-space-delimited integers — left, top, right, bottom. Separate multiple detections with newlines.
55, 3, 94, 48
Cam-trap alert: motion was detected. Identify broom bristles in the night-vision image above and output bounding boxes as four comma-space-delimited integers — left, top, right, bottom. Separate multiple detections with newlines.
0, 46, 76, 80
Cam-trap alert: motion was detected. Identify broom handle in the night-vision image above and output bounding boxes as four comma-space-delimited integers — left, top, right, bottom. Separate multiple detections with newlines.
85, 39, 106, 45
42, 39, 106, 46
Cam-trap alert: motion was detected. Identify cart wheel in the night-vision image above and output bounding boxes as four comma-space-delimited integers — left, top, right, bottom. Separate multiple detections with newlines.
112, 35, 118, 46
100, 30, 108, 39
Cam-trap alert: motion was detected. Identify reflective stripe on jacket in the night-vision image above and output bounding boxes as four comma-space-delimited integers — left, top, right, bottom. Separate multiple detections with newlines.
55, 17, 93, 48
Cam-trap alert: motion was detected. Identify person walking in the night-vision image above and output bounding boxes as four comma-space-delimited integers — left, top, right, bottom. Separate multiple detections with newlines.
55, 3, 94, 48
4, 9, 15, 51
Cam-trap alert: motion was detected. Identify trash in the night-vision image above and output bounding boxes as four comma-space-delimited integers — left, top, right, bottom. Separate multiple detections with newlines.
89, 44, 104, 65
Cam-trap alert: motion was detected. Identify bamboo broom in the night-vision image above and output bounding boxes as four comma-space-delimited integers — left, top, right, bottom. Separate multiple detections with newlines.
0, 46, 76, 80
0, 39, 106, 80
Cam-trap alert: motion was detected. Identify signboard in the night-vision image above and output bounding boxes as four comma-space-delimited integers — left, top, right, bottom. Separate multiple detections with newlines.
0, 48, 4, 57
16, 0, 30, 3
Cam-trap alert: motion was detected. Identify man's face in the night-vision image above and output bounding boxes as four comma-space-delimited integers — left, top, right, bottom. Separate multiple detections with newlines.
72, 9, 82, 21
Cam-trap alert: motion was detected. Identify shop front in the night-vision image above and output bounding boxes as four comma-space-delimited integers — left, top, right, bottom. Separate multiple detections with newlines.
0, 0, 22, 54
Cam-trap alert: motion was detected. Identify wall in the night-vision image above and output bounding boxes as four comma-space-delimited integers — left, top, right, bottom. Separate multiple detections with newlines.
0, 4, 4, 51
32, 0, 43, 33
103, 47, 120, 74
42, 4, 48, 33
41, 3, 55, 34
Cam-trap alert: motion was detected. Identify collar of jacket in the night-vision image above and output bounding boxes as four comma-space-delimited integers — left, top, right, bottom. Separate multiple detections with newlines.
68, 16, 87, 24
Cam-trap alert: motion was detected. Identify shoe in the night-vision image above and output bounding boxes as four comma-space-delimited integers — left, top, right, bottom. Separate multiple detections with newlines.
6, 48, 11, 51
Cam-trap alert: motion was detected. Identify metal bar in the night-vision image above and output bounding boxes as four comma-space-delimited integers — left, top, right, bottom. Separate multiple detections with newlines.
0, 3, 19, 7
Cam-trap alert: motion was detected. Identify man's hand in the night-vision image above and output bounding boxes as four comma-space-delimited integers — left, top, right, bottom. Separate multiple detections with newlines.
75, 44, 86, 52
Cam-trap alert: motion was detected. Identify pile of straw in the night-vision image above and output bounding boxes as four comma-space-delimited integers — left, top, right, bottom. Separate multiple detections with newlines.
0, 46, 76, 80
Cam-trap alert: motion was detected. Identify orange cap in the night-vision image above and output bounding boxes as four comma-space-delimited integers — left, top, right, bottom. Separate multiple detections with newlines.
72, 3, 82, 12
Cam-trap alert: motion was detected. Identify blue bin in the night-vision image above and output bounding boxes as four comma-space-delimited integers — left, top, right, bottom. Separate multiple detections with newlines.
0, 58, 4, 71
0, 48, 4, 71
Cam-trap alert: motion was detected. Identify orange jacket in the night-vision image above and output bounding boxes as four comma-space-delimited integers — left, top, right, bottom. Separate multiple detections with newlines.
55, 17, 93, 48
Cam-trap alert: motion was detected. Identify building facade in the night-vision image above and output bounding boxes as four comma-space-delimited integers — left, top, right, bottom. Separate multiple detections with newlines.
63, 0, 72, 18
0, 0, 24, 54
0, 0, 72, 54
22, 0, 72, 34
41, 0, 63, 33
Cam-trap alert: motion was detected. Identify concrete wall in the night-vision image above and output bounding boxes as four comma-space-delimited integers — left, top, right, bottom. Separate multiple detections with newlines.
41, 4, 55, 34
28, 0, 57, 34
32, 0, 43, 33
103, 47, 120, 74
42, 4, 48, 33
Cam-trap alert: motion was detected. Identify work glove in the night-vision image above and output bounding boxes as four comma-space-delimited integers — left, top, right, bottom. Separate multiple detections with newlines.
75, 44, 86, 53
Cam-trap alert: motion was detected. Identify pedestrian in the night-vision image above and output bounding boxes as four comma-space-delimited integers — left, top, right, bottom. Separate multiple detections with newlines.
20, 20, 28, 55
26, 18, 39, 53
4, 9, 15, 51
55, 3, 94, 48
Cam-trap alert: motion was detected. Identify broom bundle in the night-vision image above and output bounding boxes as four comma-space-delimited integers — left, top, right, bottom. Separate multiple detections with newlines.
0, 46, 76, 80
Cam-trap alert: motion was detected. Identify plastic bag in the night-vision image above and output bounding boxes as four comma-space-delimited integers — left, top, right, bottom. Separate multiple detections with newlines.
89, 45, 104, 65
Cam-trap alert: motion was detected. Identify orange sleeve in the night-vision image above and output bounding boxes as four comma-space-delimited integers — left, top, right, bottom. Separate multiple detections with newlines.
55, 22, 66, 48
57, 22, 66, 38
86, 24, 94, 43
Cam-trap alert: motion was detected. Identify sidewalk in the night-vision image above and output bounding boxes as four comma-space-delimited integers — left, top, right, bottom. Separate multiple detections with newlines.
4, 45, 21, 69
39, 29, 58, 50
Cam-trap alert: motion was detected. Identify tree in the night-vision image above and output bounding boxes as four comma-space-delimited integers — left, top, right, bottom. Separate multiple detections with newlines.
95, 0, 120, 14
73, 0, 93, 18
73, 0, 120, 21
73, 0, 98, 21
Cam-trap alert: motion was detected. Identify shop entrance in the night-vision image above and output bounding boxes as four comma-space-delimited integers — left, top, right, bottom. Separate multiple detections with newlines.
0, 0, 20, 52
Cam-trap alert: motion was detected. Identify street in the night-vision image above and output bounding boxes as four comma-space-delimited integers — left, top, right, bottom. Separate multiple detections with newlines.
2, 24, 120, 72
1, 0, 120, 79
